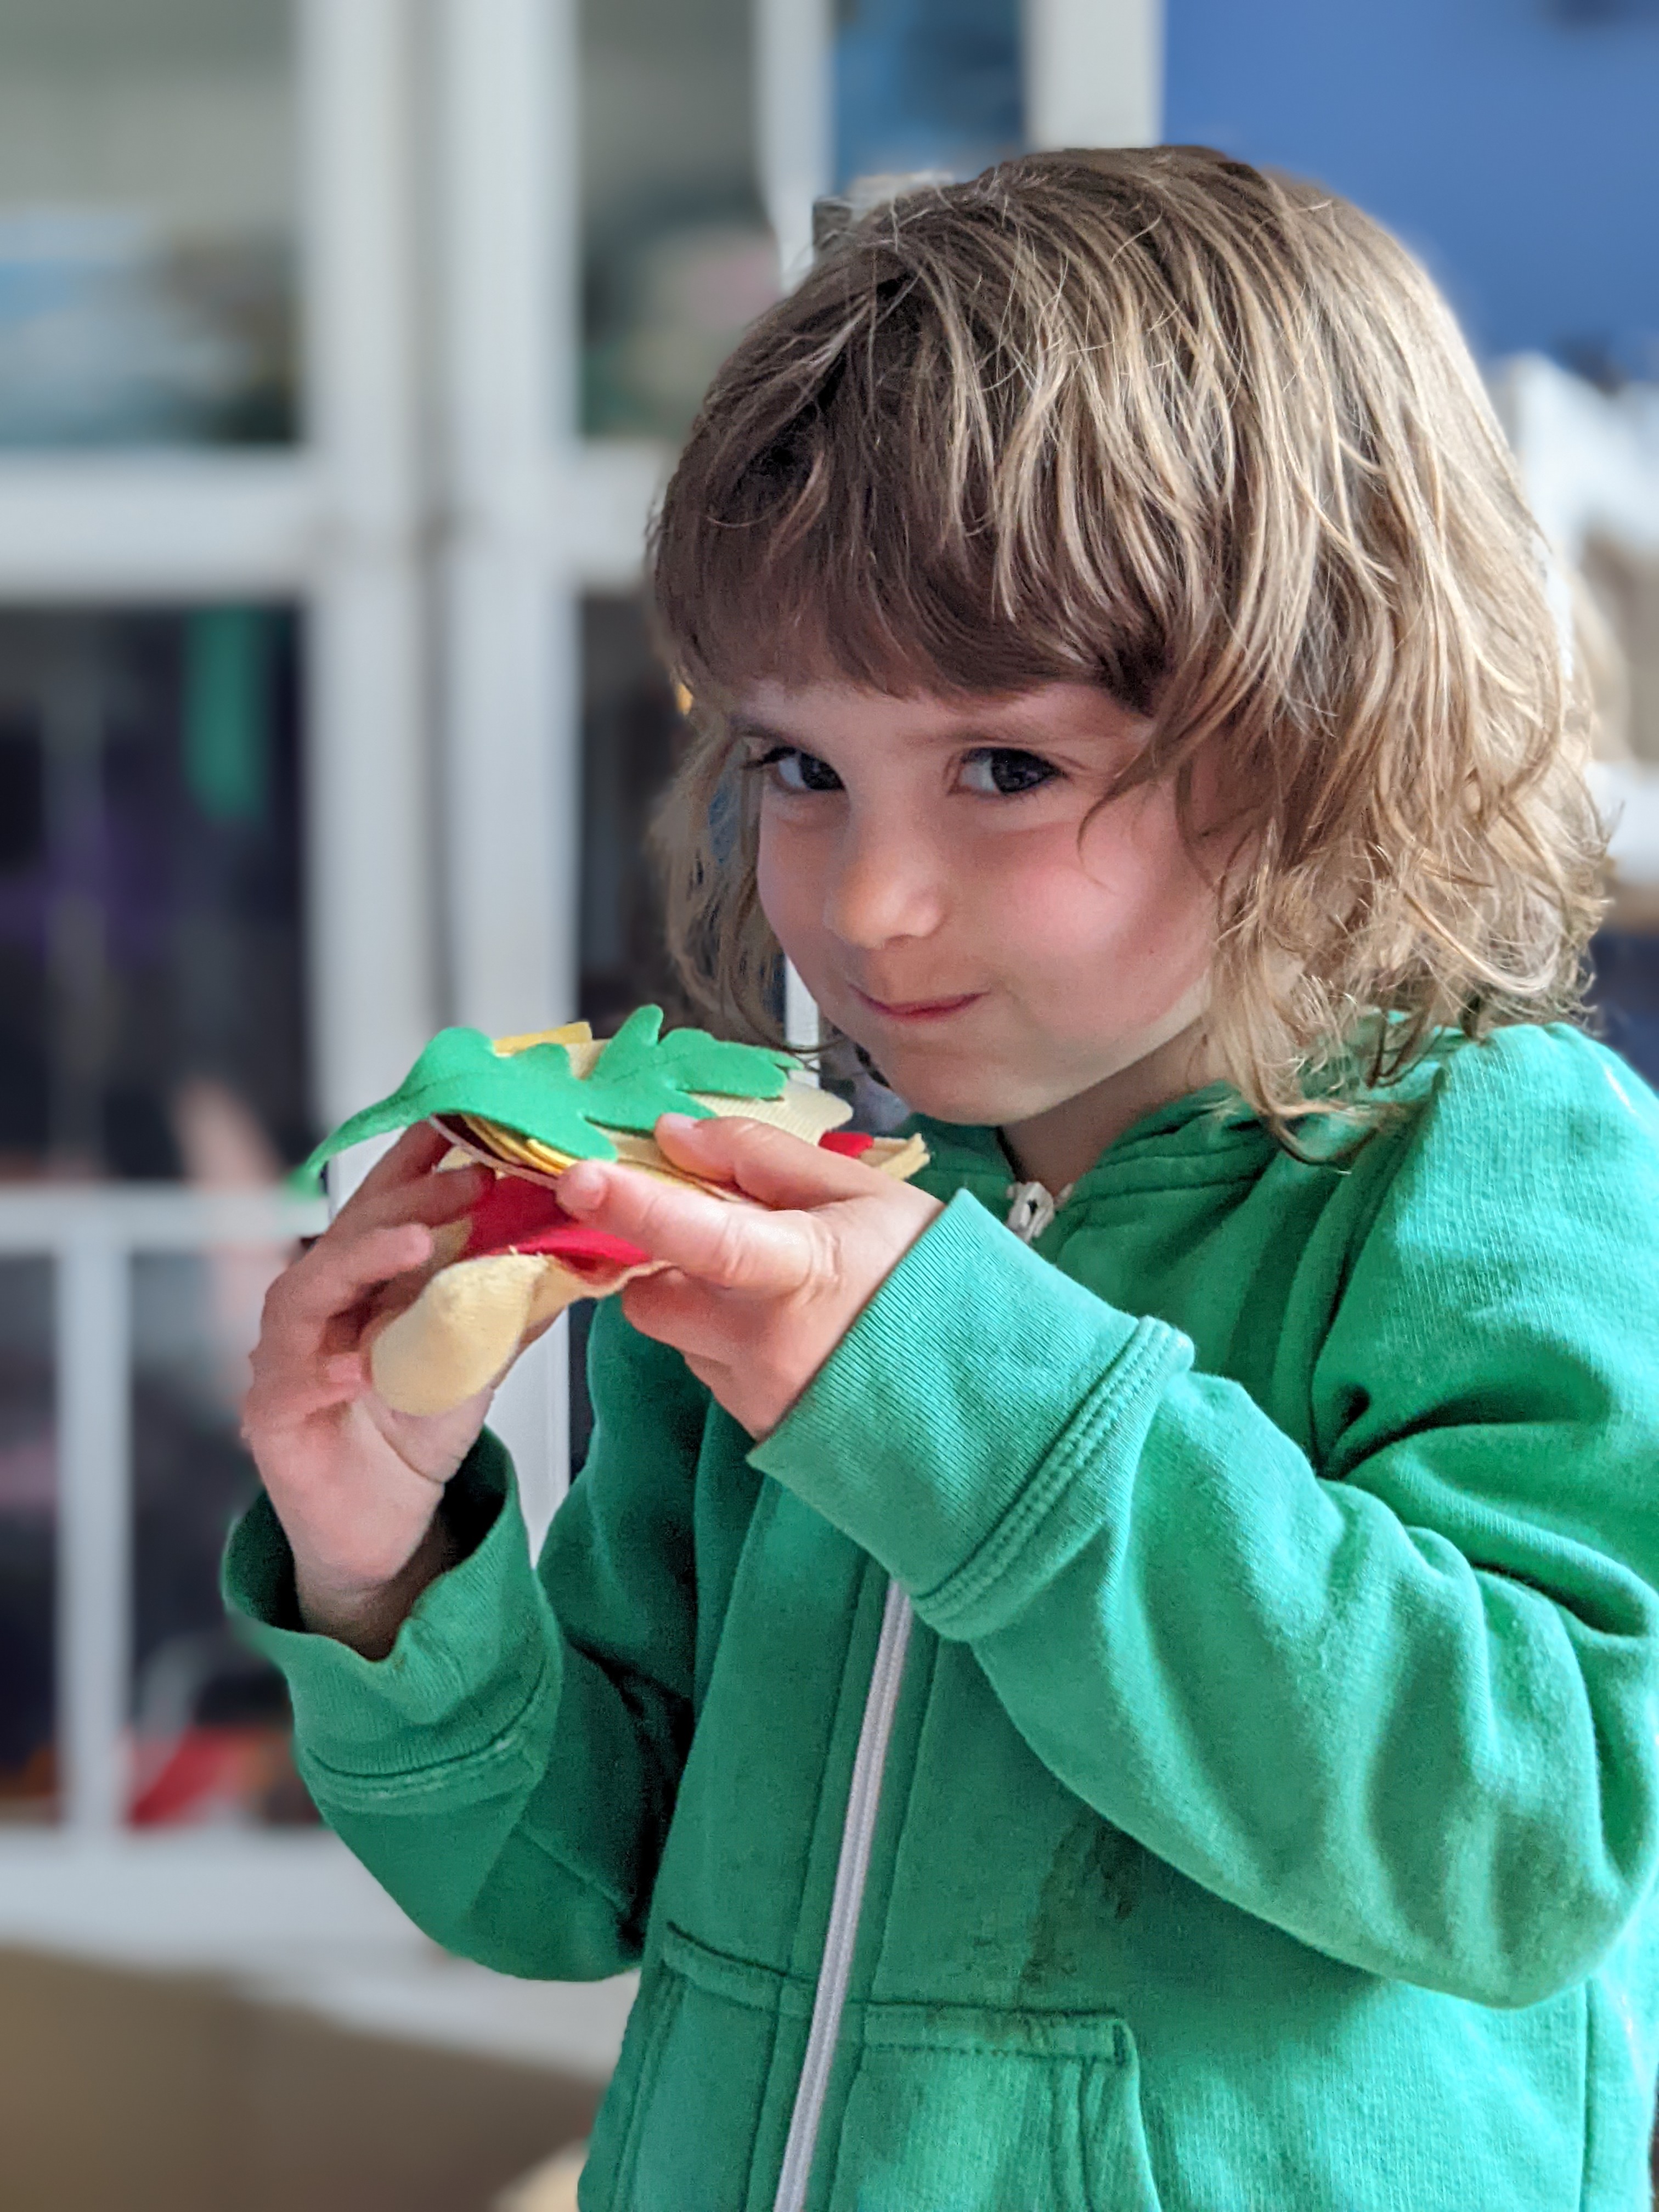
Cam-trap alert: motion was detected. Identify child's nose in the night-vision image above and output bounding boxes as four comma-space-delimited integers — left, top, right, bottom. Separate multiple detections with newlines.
822, 813, 947, 949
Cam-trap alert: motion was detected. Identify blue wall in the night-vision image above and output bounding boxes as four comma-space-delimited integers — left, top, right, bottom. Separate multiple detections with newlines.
1163, 0, 1659, 375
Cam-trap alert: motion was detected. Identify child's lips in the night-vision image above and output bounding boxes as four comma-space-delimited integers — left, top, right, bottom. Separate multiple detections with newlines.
853, 986, 984, 1025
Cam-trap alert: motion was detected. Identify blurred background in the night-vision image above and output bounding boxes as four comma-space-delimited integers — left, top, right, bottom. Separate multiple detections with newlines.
0, 1, 1655, 2204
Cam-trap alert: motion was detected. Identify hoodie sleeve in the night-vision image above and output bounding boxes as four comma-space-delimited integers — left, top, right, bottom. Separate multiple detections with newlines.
750, 1031, 1659, 2008
224, 1299, 708, 1980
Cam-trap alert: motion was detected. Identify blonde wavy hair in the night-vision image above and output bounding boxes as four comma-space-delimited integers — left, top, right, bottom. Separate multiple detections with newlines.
649, 145, 1604, 1122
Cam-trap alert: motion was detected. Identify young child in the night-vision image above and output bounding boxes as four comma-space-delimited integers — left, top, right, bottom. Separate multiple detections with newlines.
232, 149, 1659, 2211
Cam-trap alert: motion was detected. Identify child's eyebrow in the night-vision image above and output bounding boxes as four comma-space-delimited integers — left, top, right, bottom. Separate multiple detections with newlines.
729, 714, 793, 748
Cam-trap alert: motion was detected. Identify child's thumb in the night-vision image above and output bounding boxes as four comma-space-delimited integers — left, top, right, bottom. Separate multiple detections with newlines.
557, 1154, 818, 1295
652, 1112, 882, 1210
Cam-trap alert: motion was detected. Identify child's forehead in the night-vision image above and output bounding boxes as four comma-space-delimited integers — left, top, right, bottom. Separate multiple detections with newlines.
690, 591, 1110, 725
729, 677, 1149, 749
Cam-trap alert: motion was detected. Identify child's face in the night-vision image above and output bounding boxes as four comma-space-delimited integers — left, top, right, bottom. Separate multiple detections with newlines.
742, 679, 1221, 1144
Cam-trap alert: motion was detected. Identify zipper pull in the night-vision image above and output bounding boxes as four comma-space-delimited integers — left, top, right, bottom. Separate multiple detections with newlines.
1004, 1180, 1057, 1244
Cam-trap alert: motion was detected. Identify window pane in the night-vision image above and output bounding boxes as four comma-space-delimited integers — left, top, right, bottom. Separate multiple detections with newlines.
0, 607, 311, 1180
0, 1256, 54, 1821
1590, 932, 1659, 1091
129, 1248, 313, 1827
579, 593, 693, 1036
569, 592, 696, 1476
579, 0, 775, 441
0, 0, 297, 447
836, 0, 1023, 189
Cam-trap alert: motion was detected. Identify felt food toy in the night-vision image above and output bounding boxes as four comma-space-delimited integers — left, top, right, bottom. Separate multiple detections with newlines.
303, 1006, 928, 1417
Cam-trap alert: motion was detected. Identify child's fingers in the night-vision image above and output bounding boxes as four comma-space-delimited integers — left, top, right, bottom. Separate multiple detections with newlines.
358, 1237, 465, 1337
256, 1171, 483, 1379
348, 1160, 493, 1237
264, 1221, 437, 1345
558, 1160, 817, 1295
621, 1267, 747, 1361
243, 1350, 367, 1436
330, 1124, 464, 1224
653, 1113, 883, 1210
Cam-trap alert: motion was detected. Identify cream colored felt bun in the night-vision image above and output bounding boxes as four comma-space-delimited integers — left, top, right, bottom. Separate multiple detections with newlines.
369, 1248, 655, 1417
370, 1254, 546, 1416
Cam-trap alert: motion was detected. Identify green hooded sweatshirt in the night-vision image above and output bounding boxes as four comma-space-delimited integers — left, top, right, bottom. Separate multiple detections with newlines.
225, 1023, 1659, 2211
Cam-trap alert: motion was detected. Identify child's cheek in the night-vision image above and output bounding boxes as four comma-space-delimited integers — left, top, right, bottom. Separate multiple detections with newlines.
755, 819, 819, 968
1044, 810, 1216, 1023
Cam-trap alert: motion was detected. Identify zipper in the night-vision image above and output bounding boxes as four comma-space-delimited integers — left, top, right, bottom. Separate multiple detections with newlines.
770, 1179, 1059, 2211
771, 1577, 913, 2212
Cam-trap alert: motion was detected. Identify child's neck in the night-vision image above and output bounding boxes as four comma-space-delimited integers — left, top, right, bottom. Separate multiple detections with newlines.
1000, 1017, 1218, 1193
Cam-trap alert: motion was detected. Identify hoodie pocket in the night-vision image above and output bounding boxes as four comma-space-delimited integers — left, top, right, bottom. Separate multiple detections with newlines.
580, 1957, 687, 2210
582, 1930, 798, 2212
824, 2003, 1163, 2212
584, 1932, 1161, 2212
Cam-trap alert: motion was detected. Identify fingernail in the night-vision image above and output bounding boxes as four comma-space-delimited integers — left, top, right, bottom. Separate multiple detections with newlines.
657, 1113, 697, 1137
560, 1164, 606, 1211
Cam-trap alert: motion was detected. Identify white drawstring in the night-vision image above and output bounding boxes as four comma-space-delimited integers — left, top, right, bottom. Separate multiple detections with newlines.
1005, 1178, 1069, 1243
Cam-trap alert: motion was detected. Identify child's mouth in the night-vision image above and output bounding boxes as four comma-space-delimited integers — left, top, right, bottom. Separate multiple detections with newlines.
853, 988, 984, 1025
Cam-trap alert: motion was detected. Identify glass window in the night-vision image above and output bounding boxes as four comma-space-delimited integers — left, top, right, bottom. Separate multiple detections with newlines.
0, 1256, 54, 1821
129, 1248, 313, 1827
0, 0, 297, 447
0, 606, 310, 1180
568, 591, 697, 1475
579, 592, 694, 1035
579, 0, 776, 441
835, 0, 1023, 190
1583, 534, 1659, 766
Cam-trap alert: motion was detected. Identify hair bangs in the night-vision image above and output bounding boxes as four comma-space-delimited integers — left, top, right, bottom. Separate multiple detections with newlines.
652, 222, 1165, 712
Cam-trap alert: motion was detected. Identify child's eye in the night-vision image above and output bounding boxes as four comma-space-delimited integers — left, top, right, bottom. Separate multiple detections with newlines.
751, 746, 843, 794
959, 748, 1060, 797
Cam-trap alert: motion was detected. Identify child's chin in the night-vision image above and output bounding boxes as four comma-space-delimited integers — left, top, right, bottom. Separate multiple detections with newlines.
882, 1065, 1023, 1128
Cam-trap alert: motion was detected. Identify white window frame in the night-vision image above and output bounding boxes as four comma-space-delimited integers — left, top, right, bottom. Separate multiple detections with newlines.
0, 0, 481, 1884
0, 0, 671, 1894
0, 0, 1162, 1928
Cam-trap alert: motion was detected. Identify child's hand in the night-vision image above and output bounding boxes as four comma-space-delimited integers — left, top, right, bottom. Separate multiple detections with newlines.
556, 1115, 943, 1437
242, 1127, 495, 1654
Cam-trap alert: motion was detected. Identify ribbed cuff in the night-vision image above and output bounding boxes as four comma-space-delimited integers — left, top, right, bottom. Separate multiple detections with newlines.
751, 1190, 1190, 1638
222, 1429, 558, 1779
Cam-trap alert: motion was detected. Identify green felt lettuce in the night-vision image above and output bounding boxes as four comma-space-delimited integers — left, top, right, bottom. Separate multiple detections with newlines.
300, 1006, 794, 1182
